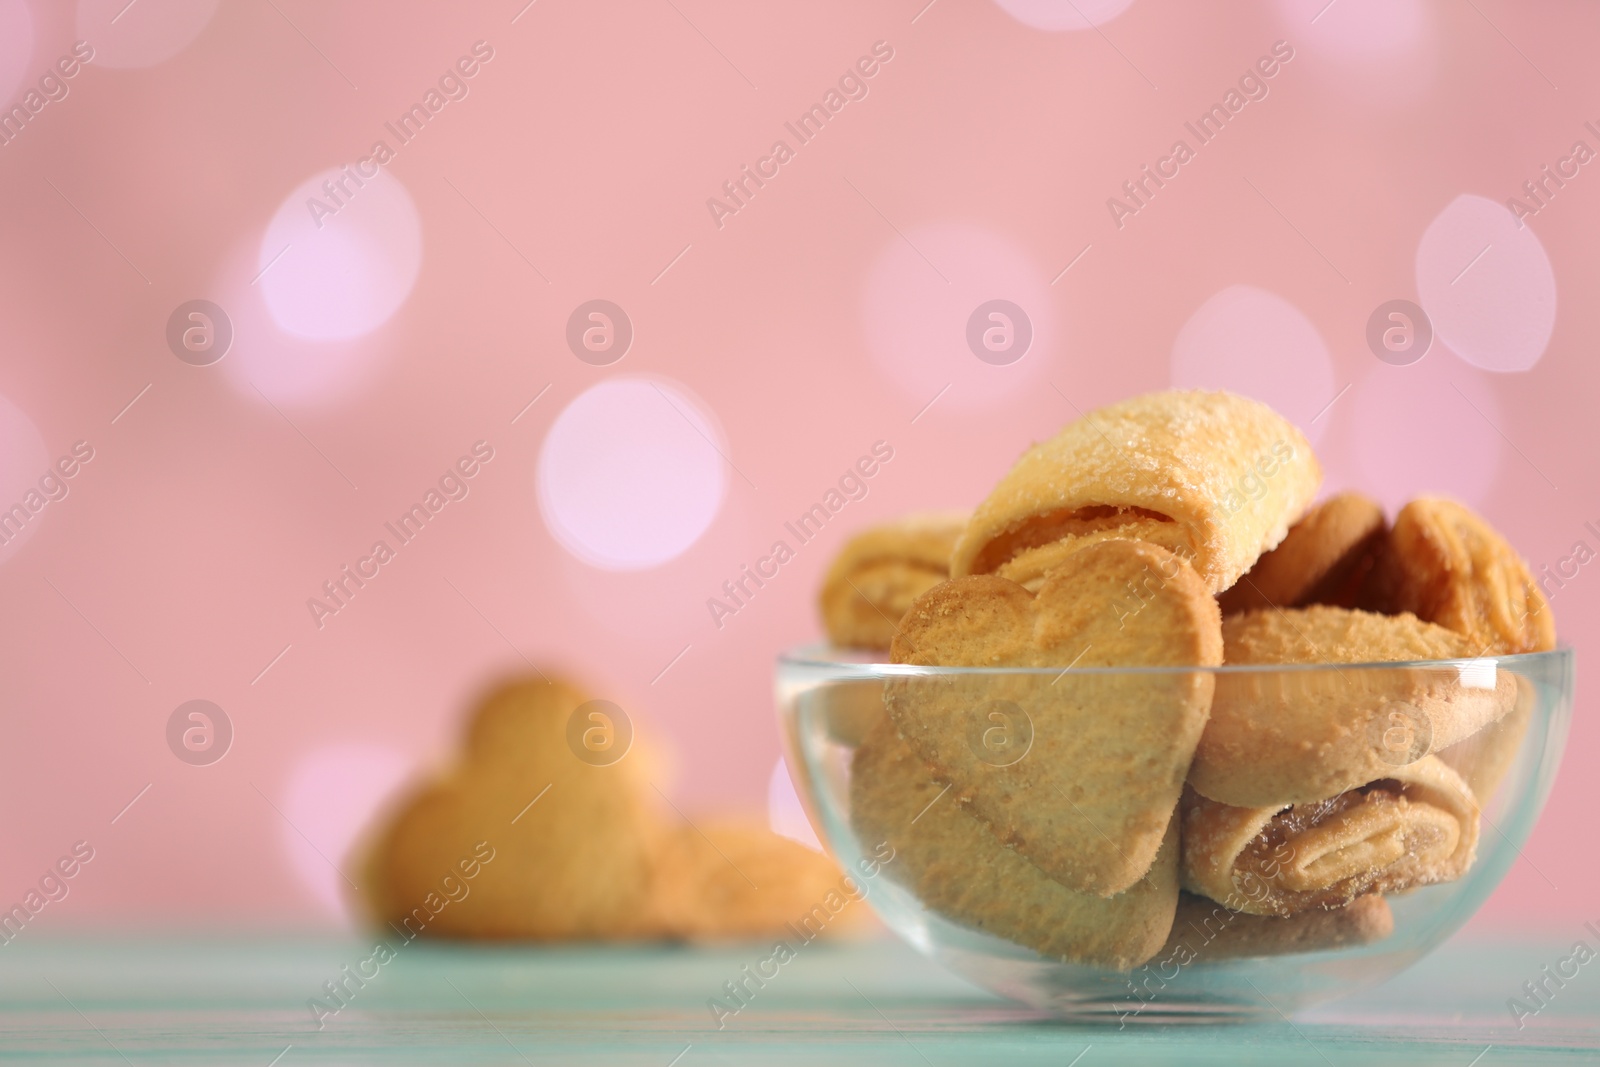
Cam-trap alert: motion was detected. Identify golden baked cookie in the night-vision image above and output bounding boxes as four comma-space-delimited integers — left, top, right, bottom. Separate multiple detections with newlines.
1436, 675, 1535, 804
1189, 606, 1517, 808
359, 677, 663, 940
1217, 492, 1386, 615
851, 719, 1177, 970
1180, 756, 1479, 917
950, 390, 1321, 595
819, 511, 968, 649
649, 821, 870, 941
886, 539, 1222, 896
1159, 891, 1392, 962
1362, 498, 1555, 655
992, 528, 1148, 591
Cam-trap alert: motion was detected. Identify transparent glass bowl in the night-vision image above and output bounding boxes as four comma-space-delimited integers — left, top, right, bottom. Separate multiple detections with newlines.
776, 646, 1573, 1022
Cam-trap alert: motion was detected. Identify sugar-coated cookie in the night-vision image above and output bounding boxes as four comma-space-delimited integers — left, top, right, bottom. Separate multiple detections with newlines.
819, 511, 968, 649
1362, 498, 1555, 655
1189, 606, 1517, 808
1218, 492, 1385, 615
1180, 756, 1479, 917
852, 719, 1177, 970
887, 539, 1222, 896
950, 390, 1321, 595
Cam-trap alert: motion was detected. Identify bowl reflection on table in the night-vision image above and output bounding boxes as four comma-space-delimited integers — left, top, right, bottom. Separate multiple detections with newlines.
776, 646, 1572, 1022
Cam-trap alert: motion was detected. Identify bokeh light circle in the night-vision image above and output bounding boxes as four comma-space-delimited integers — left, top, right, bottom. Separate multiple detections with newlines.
992, 0, 1137, 31
76, 0, 221, 69
0, 391, 53, 565
768, 757, 822, 852
1170, 285, 1336, 443
1346, 358, 1504, 512
862, 221, 1055, 413
538, 378, 728, 571
1274, 0, 1438, 105
0, 0, 35, 104
1416, 194, 1556, 373
278, 743, 413, 921
259, 166, 422, 342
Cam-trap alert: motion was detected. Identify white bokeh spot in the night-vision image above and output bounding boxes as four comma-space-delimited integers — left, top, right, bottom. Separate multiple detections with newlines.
993, 0, 1137, 30
1274, 0, 1437, 105
1347, 358, 1504, 512
0, 391, 51, 565
539, 378, 728, 571
0, 0, 34, 104
76, 0, 220, 69
768, 757, 822, 852
1170, 285, 1336, 443
1416, 194, 1556, 373
260, 166, 422, 342
861, 221, 1055, 413
278, 743, 413, 923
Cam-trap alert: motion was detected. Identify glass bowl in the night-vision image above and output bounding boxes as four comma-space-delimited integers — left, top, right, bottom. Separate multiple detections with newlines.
776, 646, 1572, 1022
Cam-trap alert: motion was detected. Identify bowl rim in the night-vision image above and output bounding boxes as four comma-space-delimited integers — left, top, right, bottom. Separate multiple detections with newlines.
776, 642, 1573, 676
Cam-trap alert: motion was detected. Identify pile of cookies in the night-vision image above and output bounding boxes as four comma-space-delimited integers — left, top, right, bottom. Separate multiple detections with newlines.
822, 389, 1554, 970
356, 677, 865, 942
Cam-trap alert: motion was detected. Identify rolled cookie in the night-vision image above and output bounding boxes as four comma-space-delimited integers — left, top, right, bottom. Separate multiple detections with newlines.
950, 390, 1321, 595
851, 718, 1177, 970
1189, 606, 1517, 808
1180, 756, 1479, 917
1362, 497, 1555, 655
819, 511, 969, 649
1218, 492, 1386, 615
887, 539, 1222, 896
1158, 892, 1393, 962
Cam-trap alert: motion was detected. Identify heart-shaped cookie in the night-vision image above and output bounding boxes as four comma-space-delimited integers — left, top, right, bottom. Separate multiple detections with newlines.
886, 538, 1223, 896
851, 717, 1178, 969
359, 677, 664, 939
358, 676, 852, 942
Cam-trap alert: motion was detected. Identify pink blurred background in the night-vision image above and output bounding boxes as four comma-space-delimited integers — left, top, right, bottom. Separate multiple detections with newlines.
0, 0, 1593, 932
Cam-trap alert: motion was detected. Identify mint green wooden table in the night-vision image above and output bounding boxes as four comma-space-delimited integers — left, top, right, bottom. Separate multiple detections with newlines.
1, 935, 1594, 1064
